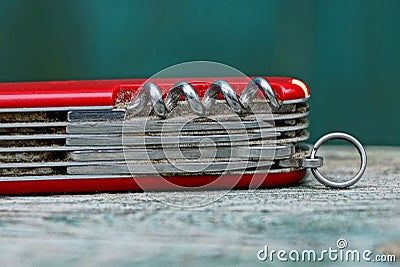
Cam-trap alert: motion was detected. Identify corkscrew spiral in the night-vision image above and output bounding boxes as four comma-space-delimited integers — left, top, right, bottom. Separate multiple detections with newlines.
127, 77, 281, 118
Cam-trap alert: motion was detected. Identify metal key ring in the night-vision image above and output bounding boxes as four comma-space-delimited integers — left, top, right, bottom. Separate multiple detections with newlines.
310, 132, 367, 188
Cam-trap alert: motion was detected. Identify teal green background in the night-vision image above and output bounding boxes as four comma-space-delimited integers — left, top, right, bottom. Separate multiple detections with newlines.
0, 0, 399, 145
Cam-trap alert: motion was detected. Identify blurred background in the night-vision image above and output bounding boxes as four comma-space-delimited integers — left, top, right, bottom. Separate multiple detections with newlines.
0, 0, 398, 145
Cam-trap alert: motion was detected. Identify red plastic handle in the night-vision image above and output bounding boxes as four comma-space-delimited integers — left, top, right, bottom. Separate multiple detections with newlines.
0, 77, 309, 108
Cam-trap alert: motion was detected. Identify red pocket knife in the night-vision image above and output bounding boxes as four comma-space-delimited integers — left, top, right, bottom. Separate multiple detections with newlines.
0, 77, 365, 195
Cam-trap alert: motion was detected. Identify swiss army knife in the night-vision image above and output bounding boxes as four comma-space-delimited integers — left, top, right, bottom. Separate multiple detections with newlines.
0, 77, 366, 194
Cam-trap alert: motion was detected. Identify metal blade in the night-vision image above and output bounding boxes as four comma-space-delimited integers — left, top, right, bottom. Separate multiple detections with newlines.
68, 109, 125, 121
67, 160, 273, 175
66, 133, 277, 146
70, 144, 294, 161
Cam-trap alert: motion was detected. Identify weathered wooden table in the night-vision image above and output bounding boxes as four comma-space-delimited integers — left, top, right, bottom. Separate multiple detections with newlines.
0, 146, 399, 266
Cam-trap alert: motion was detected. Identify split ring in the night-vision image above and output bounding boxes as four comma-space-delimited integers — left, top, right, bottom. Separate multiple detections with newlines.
310, 132, 367, 188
